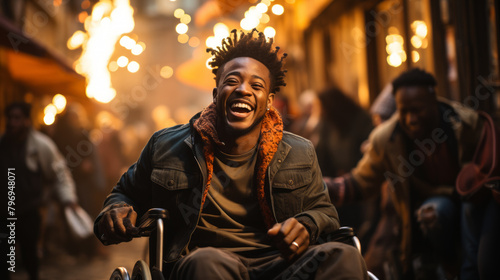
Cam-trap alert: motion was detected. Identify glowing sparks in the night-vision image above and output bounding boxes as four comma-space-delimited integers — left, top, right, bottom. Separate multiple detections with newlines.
67, 30, 87, 50
70, 0, 136, 103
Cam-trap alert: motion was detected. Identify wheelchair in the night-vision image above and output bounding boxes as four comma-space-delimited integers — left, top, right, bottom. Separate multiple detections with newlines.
109, 208, 378, 280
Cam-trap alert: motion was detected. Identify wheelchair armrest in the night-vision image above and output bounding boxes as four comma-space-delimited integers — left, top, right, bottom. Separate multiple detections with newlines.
135, 208, 169, 237
317, 226, 361, 251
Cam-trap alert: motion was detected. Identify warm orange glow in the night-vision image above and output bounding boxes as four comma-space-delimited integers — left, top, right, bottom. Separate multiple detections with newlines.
81, 0, 91, 9
78, 11, 88, 23
189, 37, 200, 48
178, 34, 189, 44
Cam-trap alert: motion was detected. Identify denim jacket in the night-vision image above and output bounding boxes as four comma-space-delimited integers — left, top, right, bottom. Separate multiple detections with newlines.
94, 113, 339, 264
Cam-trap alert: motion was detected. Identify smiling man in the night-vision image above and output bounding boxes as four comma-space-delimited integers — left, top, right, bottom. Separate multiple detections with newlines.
94, 29, 368, 279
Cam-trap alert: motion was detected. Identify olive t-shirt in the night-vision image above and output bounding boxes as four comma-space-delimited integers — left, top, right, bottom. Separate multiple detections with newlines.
188, 145, 271, 252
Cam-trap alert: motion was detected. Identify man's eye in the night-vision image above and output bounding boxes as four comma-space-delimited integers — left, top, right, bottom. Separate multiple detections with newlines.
252, 84, 263, 89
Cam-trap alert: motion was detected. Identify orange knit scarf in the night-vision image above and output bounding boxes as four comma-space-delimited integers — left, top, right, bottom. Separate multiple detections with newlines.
193, 103, 283, 229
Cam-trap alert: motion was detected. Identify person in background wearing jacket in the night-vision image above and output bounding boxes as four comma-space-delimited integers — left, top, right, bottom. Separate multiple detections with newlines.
0, 102, 78, 280
95, 29, 368, 279
326, 68, 500, 280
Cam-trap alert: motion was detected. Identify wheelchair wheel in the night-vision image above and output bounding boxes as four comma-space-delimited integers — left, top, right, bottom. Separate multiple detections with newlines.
132, 260, 152, 280
110, 267, 130, 280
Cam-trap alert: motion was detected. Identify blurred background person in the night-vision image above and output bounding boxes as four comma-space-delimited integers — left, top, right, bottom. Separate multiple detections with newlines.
290, 87, 375, 250
315, 87, 376, 252
51, 103, 107, 259
92, 111, 128, 195
360, 83, 399, 279
0, 102, 79, 280
326, 68, 500, 280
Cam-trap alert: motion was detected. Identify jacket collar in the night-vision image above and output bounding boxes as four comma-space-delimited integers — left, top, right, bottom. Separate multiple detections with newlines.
192, 103, 283, 228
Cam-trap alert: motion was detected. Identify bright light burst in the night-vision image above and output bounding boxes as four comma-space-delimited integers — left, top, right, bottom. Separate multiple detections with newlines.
70, 0, 136, 103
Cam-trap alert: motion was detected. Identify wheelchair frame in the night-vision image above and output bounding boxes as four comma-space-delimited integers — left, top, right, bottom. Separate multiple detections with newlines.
108, 208, 378, 280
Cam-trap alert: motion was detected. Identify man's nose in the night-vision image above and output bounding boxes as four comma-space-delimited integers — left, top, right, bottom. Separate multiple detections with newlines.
236, 83, 252, 95
407, 113, 419, 125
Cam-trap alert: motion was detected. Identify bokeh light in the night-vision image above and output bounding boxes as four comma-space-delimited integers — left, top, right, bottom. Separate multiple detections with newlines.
160, 66, 174, 79
52, 94, 67, 113
264, 27, 276, 38
174, 8, 184, 18
127, 61, 140, 73
108, 61, 118, 72
188, 36, 200, 48
180, 14, 191, 24
117, 56, 129, 67
131, 43, 144, 55
272, 4, 284, 15
176, 23, 188, 34
178, 34, 189, 44
412, 51, 420, 62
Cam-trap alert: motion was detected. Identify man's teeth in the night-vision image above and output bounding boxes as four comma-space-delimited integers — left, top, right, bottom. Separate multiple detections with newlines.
231, 103, 252, 111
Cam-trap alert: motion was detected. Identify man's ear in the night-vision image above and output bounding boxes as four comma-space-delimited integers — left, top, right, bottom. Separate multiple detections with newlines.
267, 93, 275, 109
212, 88, 217, 104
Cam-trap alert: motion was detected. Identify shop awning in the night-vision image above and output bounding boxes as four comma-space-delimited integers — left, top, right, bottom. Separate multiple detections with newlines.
0, 16, 85, 97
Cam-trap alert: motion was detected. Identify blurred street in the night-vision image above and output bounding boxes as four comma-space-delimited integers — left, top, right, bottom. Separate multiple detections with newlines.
11, 238, 148, 280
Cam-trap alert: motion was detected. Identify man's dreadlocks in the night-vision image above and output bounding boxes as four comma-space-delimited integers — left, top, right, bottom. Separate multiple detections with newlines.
206, 29, 287, 93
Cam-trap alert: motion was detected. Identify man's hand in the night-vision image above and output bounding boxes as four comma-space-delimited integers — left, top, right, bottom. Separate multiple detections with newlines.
97, 205, 138, 245
267, 218, 310, 261
416, 203, 437, 235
